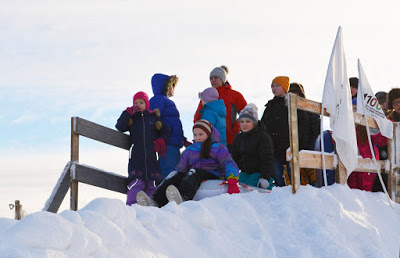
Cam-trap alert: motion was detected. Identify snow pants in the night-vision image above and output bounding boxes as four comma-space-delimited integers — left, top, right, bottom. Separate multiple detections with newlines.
126, 179, 156, 206
160, 145, 181, 179
152, 169, 219, 207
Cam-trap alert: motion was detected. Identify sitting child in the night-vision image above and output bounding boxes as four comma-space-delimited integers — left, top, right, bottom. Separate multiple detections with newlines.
232, 103, 275, 189
115, 91, 170, 205
199, 87, 227, 146
136, 119, 239, 207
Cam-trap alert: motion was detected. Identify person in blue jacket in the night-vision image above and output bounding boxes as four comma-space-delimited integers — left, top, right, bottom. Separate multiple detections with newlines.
149, 74, 190, 179
116, 91, 170, 205
199, 87, 227, 146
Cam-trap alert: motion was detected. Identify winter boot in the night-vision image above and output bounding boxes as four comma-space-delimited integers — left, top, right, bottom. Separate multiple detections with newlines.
166, 185, 184, 204
136, 191, 158, 207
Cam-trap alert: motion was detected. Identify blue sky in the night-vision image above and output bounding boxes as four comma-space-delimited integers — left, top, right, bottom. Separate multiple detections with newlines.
1, 0, 400, 217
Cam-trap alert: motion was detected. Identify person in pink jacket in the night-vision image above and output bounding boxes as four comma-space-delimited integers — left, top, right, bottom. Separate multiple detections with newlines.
347, 98, 388, 191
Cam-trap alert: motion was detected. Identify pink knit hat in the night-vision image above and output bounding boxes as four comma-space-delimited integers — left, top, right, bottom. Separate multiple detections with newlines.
133, 91, 150, 110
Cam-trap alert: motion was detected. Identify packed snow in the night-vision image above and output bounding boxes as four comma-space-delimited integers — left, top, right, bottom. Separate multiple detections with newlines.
0, 184, 399, 257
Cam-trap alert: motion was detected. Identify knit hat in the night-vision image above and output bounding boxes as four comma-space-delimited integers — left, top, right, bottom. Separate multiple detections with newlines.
200, 87, 219, 104
193, 119, 212, 137
352, 98, 357, 105
239, 103, 258, 125
133, 91, 149, 111
210, 65, 229, 83
375, 91, 388, 104
272, 76, 290, 93
349, 77, 359, 89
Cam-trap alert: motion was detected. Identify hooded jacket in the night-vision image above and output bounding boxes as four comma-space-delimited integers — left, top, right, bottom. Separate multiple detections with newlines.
199, 99, 227, 146
194, 82, 247, 145
175, 126, 239, 180
231, 121, 274, 180
150, 73, 185, 148
116, 109, 170, 183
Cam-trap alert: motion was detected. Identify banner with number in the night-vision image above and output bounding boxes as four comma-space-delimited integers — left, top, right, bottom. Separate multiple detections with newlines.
356, 60, 393, 138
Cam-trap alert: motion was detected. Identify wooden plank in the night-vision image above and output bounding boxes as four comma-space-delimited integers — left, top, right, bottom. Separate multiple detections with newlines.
73, 117, 131, 150
45, 163, 72, 213
336, 158, 347, 184
72, 164, 128, 194
71, 117, 79, 211
288, 94, 301, 193
296, 96, 379, 129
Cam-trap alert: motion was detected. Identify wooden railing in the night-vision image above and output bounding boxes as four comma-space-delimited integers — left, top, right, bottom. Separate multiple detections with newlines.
287, 93, 400, 203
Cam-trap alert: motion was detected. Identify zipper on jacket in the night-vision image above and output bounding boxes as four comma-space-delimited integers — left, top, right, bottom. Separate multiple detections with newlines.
142, 113, 148, 180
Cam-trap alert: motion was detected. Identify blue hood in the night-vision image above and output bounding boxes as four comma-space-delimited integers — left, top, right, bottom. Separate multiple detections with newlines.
151, 73, 169, 95
201, 99, 227, 117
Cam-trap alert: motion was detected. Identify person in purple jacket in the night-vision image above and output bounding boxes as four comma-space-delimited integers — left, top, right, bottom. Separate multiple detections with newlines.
136, 119, 240, 207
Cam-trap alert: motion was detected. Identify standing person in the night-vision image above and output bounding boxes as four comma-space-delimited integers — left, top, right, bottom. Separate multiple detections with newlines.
116, 91, 170, 205
375, 91, 389, 116
149, 73, 190, 179
194, 65, 247, 151
261, 76, 310, 187
199, 87, 227, 146
348, 98, 387, 191
136, 119, 240, 207
349, 77, 359, 100
386, 88, 400, 122
231, 103, 275, 189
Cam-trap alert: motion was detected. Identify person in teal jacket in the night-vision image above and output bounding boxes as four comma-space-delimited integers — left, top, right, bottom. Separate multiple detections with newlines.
199, 87, 227, 146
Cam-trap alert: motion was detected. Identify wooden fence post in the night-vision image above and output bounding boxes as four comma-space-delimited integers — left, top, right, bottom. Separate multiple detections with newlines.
288, 93, 301, 193
336, 158, 348, 185
387, 122, 399, 201
70, 117, 79, 211
15, 200, 22, 220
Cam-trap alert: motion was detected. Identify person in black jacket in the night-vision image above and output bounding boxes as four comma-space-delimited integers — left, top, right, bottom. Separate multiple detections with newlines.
232, 103, 275, 189
261, 76, 310, 187
289, 82, 320, 150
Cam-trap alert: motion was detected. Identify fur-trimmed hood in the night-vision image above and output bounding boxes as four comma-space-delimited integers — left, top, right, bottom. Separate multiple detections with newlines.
151, 73, 178, 96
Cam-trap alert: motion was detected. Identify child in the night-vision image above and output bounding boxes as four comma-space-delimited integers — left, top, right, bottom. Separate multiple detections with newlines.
136, 119, 240, 207
232, 103, 274, 189
199, 87, 227, 146
149, 74, 190, 180
116, 91, 170, 205
347, 98, 387, 191
261, 76, 310, 187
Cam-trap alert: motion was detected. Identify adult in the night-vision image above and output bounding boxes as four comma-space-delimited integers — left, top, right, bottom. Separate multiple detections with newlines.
375, 91, 389, 116
387, 88, 400, 121
349, 77, 358, 100
150, 73, 188, 179
194, 65, 247, 151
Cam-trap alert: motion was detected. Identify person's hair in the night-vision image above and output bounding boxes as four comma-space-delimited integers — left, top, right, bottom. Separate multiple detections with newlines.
387, 88, 400, 110
162, 75, 179, 96
199, 137, 212, 159
349, 77, 359, 89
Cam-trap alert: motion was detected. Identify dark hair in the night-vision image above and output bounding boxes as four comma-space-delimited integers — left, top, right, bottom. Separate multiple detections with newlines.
349, 77, 359, 88
289, 82, 305, 98
199, 137, 212, 159
162, 75, 179, 96
387, 88, 400, 109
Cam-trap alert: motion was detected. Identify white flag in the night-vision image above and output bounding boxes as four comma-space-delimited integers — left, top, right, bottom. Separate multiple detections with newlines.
322, 27, 358, 176
356, 60, 393, 138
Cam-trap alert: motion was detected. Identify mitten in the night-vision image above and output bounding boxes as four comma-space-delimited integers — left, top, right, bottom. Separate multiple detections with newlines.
125, 106, 137, 116
153, 138, 167, 157
184, 139, 193, 147
227, 178, 240, 194
257, 178, 270, 189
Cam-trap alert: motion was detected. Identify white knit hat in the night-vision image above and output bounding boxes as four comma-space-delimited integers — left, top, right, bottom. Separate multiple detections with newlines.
239, 103, 258, 124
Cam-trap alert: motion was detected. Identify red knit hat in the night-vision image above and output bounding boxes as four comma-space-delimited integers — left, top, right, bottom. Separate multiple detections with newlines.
133, 91, 150, 110
193, 119, 212, 137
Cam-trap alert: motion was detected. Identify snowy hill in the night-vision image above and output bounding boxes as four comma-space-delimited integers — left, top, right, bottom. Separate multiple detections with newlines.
0, 184, 399, 257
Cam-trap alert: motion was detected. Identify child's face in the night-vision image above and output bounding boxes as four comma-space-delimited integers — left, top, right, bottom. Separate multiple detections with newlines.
193, 128, 208, 143
352, 104, 357, 113
167, 85, 175, 97
351, 87, 358, 97
134, 98, 146, 111
239, 118, 255, 132
392, 97, 400, 113
271, 83, 286, 97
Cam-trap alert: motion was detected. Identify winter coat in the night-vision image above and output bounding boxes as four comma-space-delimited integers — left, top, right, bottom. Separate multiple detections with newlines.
175, 126, 239, 180
306, 112, 321, 150
347, 128, 387, 191
261, 96, 310, 161
115, 110, 170, 184
387, 110, 400, 122
149, 73, 185, 148
231, 121, 274, 180
194, 82, 247, 145
199, 99, 227, 146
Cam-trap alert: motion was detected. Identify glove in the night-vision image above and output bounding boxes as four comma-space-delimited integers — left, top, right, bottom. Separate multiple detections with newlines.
125, 106, 137, 116
227, 178, 240, 194
184, 139, 193, 147
153, 138, 167, 157
257, 178, 270, 189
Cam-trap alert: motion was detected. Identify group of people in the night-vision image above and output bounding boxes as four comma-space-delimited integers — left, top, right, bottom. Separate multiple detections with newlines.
116, 65, 398, 207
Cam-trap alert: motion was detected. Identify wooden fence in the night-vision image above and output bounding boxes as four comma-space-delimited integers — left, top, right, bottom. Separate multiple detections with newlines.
44, 102, 400, 213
